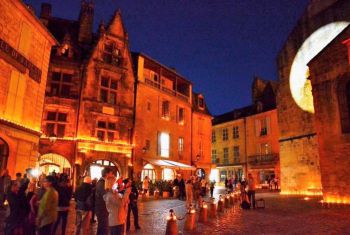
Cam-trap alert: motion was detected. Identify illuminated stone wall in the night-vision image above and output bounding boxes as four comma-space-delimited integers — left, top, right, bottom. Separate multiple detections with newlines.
308, 27, 350, 203
0, 0, 55, 176
277, 0, 350, 194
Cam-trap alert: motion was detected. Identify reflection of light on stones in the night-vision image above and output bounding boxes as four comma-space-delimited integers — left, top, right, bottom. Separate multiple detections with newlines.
289, 21, 350, 113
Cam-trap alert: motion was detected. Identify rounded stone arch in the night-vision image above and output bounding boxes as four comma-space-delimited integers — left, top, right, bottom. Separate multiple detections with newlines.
84, 158, 121, 180
39, 153, 72, 176
0, 133, 17, 176
336, 73, 350, 133
141, 163, 156, 182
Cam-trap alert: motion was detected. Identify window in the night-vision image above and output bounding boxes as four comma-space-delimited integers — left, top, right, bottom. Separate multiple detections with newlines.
162, 101, 170, 119
45, 111, 67, 137
147, 101, 151, 111
178, 137, 184, 155
141, 164, 156, 182
159, 132, 170, 157
178, 107, 184, 124
145, 139, 150, 150
255, 117, 270, 137
103, 43, 122, 66
212, 131, 216, 143
151, 72, 159, 83
260, 143, 271, 155
211, 150, 217, 164
222, 128, 228, 141
100, 76, 118, 105
198, 96, 204, 109
233, 126, 239, 139
233, 146, 240, 163
162, 168, 175, 180
96, 120, 117, 142
223, 148, 229, 164
49, 72, 73, 98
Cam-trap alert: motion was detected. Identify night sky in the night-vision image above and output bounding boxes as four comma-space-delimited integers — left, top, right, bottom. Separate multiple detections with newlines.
27, 0, 309, 116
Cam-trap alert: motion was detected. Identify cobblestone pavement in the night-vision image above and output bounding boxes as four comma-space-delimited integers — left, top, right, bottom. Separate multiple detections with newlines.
2, 187, 350, 235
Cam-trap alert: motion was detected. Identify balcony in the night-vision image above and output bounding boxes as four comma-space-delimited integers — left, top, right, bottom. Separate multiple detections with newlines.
144, 78, 190, 102
248, 154, 278, 166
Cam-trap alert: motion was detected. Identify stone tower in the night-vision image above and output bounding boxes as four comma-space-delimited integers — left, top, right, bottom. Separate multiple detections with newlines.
78, 0, 94, 44
277, 0, 350, 194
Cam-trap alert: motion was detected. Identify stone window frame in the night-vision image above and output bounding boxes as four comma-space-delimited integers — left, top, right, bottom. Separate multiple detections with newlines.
178, 137, 184, 156
102, 41, 122, 66
45, 110, 68, 138
223, 147, 229, 164
99, 75, 118, 105
211, 149, 217, 164
233, 146, 240, 163
161, 100, 170, 120
337, 75, 350, 133
233, 126, 239, 139
95, 120, 118, 142
212, 130, 216, 143
177, 106, 185, 125
49, 71, 74, 98
222, 128, 229, 141
198, 95, 205, 110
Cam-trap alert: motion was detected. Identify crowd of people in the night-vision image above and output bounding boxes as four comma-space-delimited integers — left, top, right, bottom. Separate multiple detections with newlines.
0, 167, 141, 235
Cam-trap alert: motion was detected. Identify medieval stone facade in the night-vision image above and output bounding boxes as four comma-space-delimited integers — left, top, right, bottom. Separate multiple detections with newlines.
39, 1, 134, 180
0, 0, 56, 176
277, 0, 350, 195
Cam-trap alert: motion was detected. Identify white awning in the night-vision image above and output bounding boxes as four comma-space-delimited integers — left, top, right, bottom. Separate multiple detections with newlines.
143, 158, 195, 170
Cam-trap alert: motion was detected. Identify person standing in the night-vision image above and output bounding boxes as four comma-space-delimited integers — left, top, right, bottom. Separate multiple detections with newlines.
142, 176, 149, 195
53, 176, 72, 235
126, 180, 141, 231
90, 178, 97, 223
75, 176, 93, 235
96, 167, 115, 235
179, 177, 185, 200
37, 175, 58, 235
247, 173, 256, 209
104, 176, 131, 235
185, 179, 193, 208
200, 177, 207, 197
0, 169, 11, 209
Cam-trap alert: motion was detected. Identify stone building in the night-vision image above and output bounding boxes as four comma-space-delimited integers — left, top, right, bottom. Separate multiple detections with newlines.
277, 0, 350, 195
308, 26, 350, 203
132, 53, 212, 181
0, 0, 56, 177
38, 1, 134, 180
212, 78, 280, 187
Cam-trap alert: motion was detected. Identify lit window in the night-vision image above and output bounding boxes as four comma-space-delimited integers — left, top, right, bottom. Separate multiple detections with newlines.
99, 76, 118, 105
159, 132, 170, 157
141, 164, 156, 182
45, 111, 67, 137
178, 107, 184, 124
162, 101, 170, 119
162, 168, 175, 180
96, 120, 117, 142
49, 72, 73, 98
178, 137, 184, 155
222, 128, 228, 141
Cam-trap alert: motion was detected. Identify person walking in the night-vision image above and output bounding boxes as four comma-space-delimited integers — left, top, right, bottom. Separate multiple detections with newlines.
247, 173, 256, 209
142, 176, 149, 196
200, 177, 207, 197
75, 176, 93, 235
193, 177, 201, 208
96, 167, 115, 235
90, 178, 97, 223
0, 169, 11, 209
53, 176, 72, 235
126, 180, 141, 231
209, 180, 215, 198
103, 176, 131, 235
37, 175, 58, 235
185, 178, 193, 208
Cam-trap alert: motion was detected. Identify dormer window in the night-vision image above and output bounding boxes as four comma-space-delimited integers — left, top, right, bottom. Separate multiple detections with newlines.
103, 42, 122, 66
61, 44, 70, 57
198, 96, 204, 109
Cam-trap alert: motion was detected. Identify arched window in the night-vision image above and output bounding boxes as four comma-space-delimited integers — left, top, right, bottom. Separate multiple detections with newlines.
141, 164, 156, 182
337, 78, 350, 133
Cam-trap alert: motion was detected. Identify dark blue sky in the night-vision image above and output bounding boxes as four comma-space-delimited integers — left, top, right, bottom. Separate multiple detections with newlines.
27, 0, 309, 116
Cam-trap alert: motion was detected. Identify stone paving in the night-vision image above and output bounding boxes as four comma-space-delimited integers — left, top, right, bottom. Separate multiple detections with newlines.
2, 187, 350, 234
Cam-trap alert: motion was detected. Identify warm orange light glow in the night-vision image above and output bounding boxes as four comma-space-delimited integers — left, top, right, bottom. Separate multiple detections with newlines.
304, 197, 310, 201
0, 117, 41, 133
323, 195, 350, 205
280, 190, 322, 196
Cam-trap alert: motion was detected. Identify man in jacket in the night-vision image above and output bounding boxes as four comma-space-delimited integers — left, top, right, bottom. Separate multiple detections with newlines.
126, 179, 141, 231
247, 173, 256, 209
75, 176, 92, 235
95, 167, 115, 235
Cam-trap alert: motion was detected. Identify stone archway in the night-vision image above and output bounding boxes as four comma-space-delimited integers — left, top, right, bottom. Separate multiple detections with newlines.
86, 159, 121, 180
39, 153, 72, 176
0, 138, 9, 172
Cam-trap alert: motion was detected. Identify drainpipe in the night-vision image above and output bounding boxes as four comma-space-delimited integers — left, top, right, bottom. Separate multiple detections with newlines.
244, 117, 248, 179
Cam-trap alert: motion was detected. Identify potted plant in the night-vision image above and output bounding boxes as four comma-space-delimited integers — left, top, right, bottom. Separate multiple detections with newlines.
162, 180, 172, 198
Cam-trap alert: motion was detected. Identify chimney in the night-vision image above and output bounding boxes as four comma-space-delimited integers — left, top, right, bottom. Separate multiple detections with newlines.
40, 3, 51, 19
78, 0, 94, 44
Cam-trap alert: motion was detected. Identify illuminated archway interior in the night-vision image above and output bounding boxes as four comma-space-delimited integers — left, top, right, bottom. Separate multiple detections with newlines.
39, 153, 71, 175
89, 160, 120, 180
141, 163, 156, 182
290, 21, 350, 113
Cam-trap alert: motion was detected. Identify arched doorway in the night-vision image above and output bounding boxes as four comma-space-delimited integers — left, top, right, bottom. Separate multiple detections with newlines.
141, 164, 156, 182
39, 153, 71, 176
88, 160, 120, 180
0, 138, 9, 172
